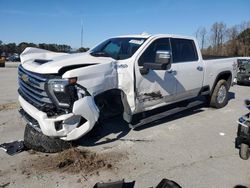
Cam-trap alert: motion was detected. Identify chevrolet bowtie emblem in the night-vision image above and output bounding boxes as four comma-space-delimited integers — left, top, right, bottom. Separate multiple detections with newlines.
21, 74, 29, 83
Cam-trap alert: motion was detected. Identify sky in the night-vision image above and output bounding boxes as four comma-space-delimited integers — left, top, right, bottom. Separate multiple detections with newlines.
0, 0, 250, 49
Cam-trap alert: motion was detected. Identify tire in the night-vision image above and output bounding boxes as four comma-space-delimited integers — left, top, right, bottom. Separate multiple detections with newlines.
24, 124, 73, 153
156, 179, 182, 188
239, 143, 249, 160
209, 79, 229, 108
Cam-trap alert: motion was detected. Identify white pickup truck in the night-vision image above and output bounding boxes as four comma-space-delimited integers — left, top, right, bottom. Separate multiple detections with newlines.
18, 34, 237, 152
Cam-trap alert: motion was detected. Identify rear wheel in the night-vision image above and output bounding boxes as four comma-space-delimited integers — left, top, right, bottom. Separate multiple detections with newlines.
209, 79, 229, 108
239, 143, 249, 160
24, 125, 73, 153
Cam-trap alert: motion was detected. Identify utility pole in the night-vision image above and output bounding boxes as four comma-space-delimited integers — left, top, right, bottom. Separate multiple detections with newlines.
81, 19, 83, 48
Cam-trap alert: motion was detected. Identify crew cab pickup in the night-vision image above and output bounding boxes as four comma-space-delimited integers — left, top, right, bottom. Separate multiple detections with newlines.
18, 34, 237, 146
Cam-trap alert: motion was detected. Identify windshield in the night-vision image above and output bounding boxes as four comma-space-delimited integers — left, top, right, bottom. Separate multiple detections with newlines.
90, 37, 146, 60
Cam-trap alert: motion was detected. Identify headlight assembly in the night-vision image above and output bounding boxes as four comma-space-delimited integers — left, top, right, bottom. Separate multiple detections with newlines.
47, 79, 78, 109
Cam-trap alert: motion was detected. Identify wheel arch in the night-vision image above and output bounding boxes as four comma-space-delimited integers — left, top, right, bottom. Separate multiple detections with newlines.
94, 88, 132, 122
210, 71, 232, 95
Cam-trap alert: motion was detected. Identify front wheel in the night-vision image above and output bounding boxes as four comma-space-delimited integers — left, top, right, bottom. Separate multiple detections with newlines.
209, 79, 229, 108
240, 143, 249, 160
24, 125, 73, 153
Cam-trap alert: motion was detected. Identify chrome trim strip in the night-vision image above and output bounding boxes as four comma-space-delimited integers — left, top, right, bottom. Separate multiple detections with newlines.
19, 88, 44, 106
18, 65, 47, 82
19, 84, 51, 104
18, 74, 44, 90
19, 79, 47, 97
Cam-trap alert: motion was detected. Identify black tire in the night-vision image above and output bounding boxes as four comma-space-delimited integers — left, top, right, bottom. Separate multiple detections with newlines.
24, 124, 73, 153
209, 79, 229, 108
156, 179, 182, 188
239, 143, 249, 160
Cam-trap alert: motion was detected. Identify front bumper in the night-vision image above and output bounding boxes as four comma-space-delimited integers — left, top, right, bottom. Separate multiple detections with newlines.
19, 95, 99, 141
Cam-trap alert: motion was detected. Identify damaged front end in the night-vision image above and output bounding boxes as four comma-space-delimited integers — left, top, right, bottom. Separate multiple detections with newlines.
18, 46, 120, 141
18, 65, 100, 141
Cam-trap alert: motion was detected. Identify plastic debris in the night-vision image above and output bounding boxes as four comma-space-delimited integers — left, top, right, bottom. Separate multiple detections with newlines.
93, 180, 135, 188
0, 140, 25, 155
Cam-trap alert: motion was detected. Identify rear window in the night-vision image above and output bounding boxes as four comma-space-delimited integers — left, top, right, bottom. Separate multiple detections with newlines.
170, 38, 198, 63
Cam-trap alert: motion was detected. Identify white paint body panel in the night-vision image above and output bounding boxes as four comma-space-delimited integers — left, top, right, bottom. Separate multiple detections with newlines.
20, 47, 114, 74
203, 58, 237, 88
18, 34, 237, 140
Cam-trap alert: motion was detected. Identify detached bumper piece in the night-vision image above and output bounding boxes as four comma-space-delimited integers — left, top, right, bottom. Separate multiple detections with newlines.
235, 113, 250, 149
93, 179, 181, 188
93, 180, 134, 188
0, 140, 25, 155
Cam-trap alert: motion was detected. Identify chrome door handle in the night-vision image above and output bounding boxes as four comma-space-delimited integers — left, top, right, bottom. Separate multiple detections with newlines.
197, 66, 203, 71
167, 69, 177, 74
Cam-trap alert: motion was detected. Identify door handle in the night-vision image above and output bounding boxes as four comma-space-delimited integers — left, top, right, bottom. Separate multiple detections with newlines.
167, 69, 177, 75
197, 66, 203, 71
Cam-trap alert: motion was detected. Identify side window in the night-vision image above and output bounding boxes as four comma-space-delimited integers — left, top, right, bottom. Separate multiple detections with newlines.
170, 38, 198, 63
138, 38, 170, 66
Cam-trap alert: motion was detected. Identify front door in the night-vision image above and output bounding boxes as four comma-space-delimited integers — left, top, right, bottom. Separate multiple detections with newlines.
134, 38, 177, 112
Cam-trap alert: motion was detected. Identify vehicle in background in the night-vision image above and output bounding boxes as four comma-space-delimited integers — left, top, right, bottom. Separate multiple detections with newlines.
6, 53, 20, 62
0, 55, 5, 67
237, 58, 250, 85
18, 34, 237, 152
236, 99, 250, 160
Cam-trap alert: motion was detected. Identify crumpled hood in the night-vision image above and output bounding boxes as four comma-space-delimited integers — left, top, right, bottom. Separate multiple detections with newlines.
20, 47, 115, 74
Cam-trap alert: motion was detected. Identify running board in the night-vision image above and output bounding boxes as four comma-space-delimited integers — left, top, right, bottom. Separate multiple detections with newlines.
129, 100, 204, 129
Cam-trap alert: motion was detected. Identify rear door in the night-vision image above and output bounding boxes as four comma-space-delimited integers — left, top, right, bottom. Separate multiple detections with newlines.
170, 38, 204, 100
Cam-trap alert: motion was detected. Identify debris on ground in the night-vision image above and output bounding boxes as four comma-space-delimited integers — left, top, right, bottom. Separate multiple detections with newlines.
119, 138, 153, 142
0, 102, 19, 111
92, 178, 181, 188
0, 182, 10, 188
156, 178, 182, 188
22, 148, 125, 175
93, 180, 135, 188
0, 140, 25, 155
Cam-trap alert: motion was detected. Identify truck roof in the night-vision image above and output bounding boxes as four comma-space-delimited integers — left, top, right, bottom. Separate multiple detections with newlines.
115, 33, 196, 41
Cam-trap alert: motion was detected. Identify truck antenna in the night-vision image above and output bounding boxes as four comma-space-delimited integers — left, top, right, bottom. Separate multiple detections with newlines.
81, 19, 83, 48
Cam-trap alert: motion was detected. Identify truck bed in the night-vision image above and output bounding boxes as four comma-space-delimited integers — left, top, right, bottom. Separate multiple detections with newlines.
203, 57, 237, 89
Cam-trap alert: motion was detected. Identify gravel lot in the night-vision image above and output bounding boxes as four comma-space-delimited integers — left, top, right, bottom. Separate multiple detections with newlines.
0, 67, 249, 188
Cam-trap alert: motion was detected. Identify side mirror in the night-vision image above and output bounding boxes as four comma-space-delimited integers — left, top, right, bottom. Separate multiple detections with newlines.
155, 50, 171, 65
140, 50, 171, 75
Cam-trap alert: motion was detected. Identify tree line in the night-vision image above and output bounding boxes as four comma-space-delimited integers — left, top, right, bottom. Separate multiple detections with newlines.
1, 20, 250, 57
0, 41, 89, 57
196, 21, 250, 57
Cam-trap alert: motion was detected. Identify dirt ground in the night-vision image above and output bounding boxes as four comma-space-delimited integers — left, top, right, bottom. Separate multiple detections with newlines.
0, 67, 250, 188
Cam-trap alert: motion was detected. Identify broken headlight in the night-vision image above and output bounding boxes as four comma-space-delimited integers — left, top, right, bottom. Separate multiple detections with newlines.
47, 79, 78, 109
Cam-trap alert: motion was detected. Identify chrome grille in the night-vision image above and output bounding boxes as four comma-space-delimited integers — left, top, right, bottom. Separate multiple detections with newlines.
18, 65, 53, 110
